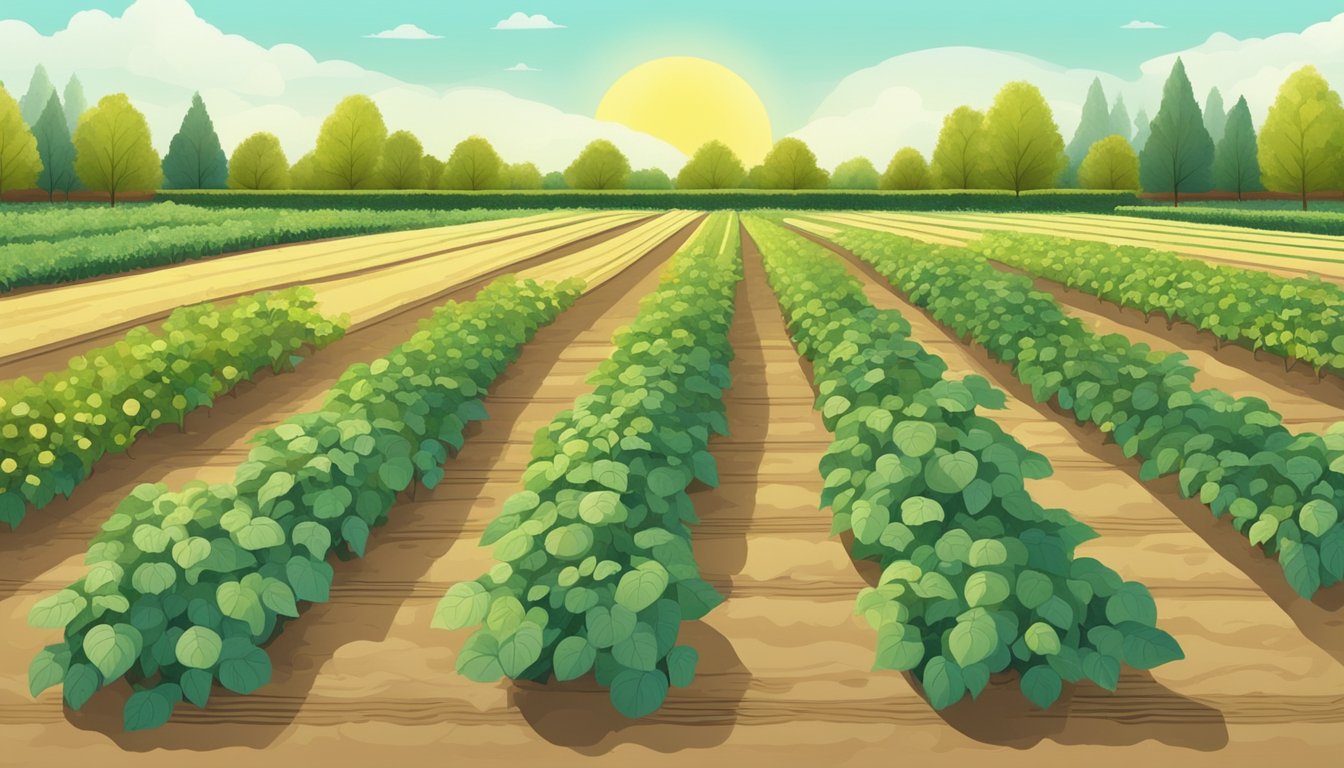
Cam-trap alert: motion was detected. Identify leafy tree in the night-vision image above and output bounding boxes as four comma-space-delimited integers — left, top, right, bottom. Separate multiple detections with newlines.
675, 140, 746, 189
542, 170, 568, 190
1258, 65, 1344, 210
743, 164, 766, 189
74, 94, 160, 205
1139, 58, 1214, 206
227, 132, 290, 190
564, 140, 630, 190
63, 75, 87, 133
289, 152, 326, 189
879, 147, 932, 190
981, 81, 1067, 194
1203, 88, 1227, 144
19, 65, 55, 126
421, 154, 445, 189
162, 93, 228, 189
1109, 96, 1133, 144
441, 136, 504, 190
756, 138, 829, 189
1132, 108, 1152, 152
1213, 96, 1263, 200
930, 106, 987, 188
830, 157, 880, 189
312, 95, 387, 189
0, 85, 42, 194
1078, 135, 1139, 190
501, 162, 543, 190
33, 93, 76, 201
1065, 78, 1114, 185
380, 130, 425, 189
627, 167, 673, 189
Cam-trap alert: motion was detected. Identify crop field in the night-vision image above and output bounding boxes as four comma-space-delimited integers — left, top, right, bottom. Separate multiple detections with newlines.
0, 205, 1342, 768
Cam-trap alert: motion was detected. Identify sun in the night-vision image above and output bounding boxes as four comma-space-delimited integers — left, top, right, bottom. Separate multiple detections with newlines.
596, 57, 773, 167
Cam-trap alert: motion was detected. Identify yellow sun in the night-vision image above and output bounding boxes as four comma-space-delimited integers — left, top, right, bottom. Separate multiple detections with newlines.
596, 57, 773, 167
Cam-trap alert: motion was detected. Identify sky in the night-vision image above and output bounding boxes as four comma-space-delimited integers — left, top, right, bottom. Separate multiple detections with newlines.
1, 1, 1342, 172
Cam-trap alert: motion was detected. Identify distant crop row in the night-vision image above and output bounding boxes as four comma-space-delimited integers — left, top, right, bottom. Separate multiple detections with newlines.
0, 288, 346, 529
1113, 206, 1344, 237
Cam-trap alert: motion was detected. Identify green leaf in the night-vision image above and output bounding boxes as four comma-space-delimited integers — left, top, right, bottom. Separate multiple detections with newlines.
378, 457, 414, 492
873, 622, 924, 671
29, 589, 88, 629
892, 420, 937, 457
1020, 666, 1062, 709
1025, 622, 1061, 655
921, 656, 966, 710
851, 499, 890, 545
257, 471, 295, 506
312, 487, 351, 519
1299, 499, 1338, 538
579, 491, 627, 525
612, 624, 660, 671
171, 537, 212, 569
63, 663, 100, 710
609, 669, 669, 718
1082, 651, 1120, 691
28, 647, 69, 697
235, 516, 286, 551
925, 451, 979, 494
1016, 570, 1053, 610
82, 623, 141, 681
948, 609, 999, 667
455, 633, 504, 682
592, 460, 630, 492
646, 466, 685, 498
587, 604, 638, 649
1117, 623, 1184, 669
123, 684, 179, 731
131, 562, 177, 595
175, 626, 223, 669
497, 623, 544, 678
553, 636, 597, 681
968, 539, 1008, 567
217, 638, 272, 694
666, 645, 698, 688
180, 668, 212, 708
1104, 582, 1157, 625
286, 555, 332, 603
900, 496, 945, 526
1248, 515, 1279, 547
544, 524, 595, 559
341, 516, 370, 557
216, 581, 266, 635
615, 563, 669, 613
432, 581, 491, 630
964, 571, 1010, 607
131, 525, 171, 554
260, 579, 299, 618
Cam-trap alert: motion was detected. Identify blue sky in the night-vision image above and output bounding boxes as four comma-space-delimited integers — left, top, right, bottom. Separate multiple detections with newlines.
6, 0, 1342, 132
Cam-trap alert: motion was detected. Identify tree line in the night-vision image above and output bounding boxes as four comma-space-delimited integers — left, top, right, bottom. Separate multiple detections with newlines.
1, 60, 1341, 207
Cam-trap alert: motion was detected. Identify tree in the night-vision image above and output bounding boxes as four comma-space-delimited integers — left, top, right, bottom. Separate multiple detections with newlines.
675, 140, 746, 189
830, 157, 880, 189
564, 140, 630, 190
1132, 108, 1152, 152
312, 95, 387, 189
421, 154, 445, 189
1139, 58, 1214, 206
0, 85, 41, 194
756, 138, 829, 189
981, 81, 1067, 194
441, 136, 503, 190
1258, 66, 1344, 211
542, 171, 568, 190
1064, 78, 1114, 185
162, 93, 228, 189
380, 130, 425, 189
63, 75, 87, 133
1213, 96, 1263, 201
501, 162, 543, 190
227, 132, 290, 190
930, 106, 987, 188
880, 147, 932, 190
289, 152, 324, 190
628, 167, 673, 189
1203, 88, 1228, 144
1078, 136, 1139, 190
33, 93, 76, 201
19, 65, 55, 126
74, 94, 160, 205
1109, 96, 1133, 144
743, 165, 766, 189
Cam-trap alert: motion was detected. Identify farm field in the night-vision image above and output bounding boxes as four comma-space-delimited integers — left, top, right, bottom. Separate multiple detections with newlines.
0, 206, 1338, 768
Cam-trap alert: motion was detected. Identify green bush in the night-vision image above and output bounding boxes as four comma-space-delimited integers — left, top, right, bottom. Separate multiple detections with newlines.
744, 215, 1181, 710
1114, 206, 1344, 236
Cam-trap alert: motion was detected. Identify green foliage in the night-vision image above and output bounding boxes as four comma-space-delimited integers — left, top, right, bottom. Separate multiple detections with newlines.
1204, 88, 1228, 145
1257, 66, 1344, 210
0, 84, 42, 193
746, 215, 1180, 710
227, 133, 290, 191
542, 170, 568, 190
626, 167, 674, 190
830, 157, 880, 190
1132, 109, 1152, 153
62, 76, 87, 135
880, 148, 932, 191
982, 82, 1067, 194
379, 130, 425, 190
830, 223, 1344, 599
421, 155, 445, 189
442, 136, 503, 190
33, 93, 76, 201
1139, 58, 1215, 203
564, 140, 631, 190
1065, 78, 1115, 184
441, 213, 742, 717
757, 138, 829, 189
676, 140, 746, 189
1078, 136, 1139, 190
1112, 205, 1343, 236
931, 107, 988, 189
1213, 96, 1263, 199
73, 93, 161, 205
501, 161, 543, 190
27, 275, 583, 730
18, 65, 55, 126
0, 289, 346, 529
162, 94, 229, 190
312, 95, 387, 190
1109, 96, 1133, 145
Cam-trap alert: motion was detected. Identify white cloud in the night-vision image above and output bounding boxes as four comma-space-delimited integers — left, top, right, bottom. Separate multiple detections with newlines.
792, 13, 1344, 168
1122, 20, 1166, 30
505, 63, 540, 72
0, 0, 682, 172
493, 12, 564, 31
364, 24, 442, 40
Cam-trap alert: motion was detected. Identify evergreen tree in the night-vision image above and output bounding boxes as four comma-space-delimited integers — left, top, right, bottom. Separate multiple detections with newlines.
19, 65, 55, 126
63, 75, 88, 131
1138, 58, 1215, 206
1064, 78, 1114, 185
1203, 88, 1228, 144
1109, 96, 1132, 144
1132, 109, 1152, 152
33, 93, 76, 201
161, 93, 229, 189
1212, 96, 1263, 200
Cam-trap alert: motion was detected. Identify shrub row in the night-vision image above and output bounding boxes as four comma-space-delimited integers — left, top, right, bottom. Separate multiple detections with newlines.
1, 288, 347, 529
826, 224, 1344, 598
974, 232, 1344, 376
1113, 206, 1344, 236
27, 275, 583, 731
744, 215, 1181, 710
435, 212, 742, 718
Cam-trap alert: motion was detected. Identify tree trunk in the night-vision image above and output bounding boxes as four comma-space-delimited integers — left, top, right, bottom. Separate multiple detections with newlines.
1302, 182, 1308, 211
1173, 184, 1180, 208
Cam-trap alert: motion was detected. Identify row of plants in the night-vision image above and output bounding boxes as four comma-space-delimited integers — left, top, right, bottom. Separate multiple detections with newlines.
0, 288, 347, 529
0, 206, 536, 293
0, 203, 251, 246
1114, 206, 1344, 237
26, 274, 584, 731
972, 231, 1344, 376
743, 215, 1182, 710
436, 212, 742, 718
822, 223, 1344, 599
